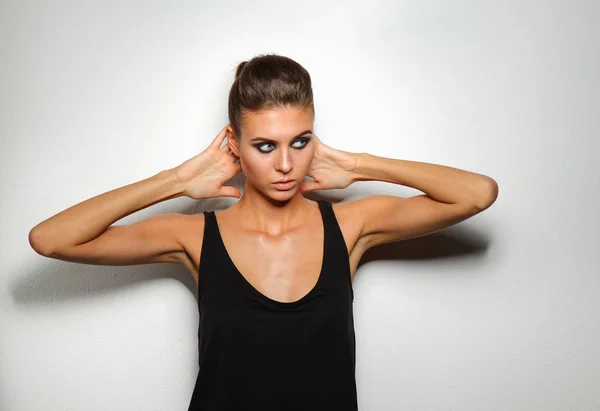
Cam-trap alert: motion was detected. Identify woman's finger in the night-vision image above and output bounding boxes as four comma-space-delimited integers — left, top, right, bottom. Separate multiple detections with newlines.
234, 160, 243, 173
211, 125, 229, 148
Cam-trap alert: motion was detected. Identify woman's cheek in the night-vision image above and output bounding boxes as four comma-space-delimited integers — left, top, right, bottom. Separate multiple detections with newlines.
241, 155, 265, 181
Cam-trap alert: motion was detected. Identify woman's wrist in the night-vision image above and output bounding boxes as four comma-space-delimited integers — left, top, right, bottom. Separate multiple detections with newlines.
351, 153, 373, 182
160, 168, 188, 198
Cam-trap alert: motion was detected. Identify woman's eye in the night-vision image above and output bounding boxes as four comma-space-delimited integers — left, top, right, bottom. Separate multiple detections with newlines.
255, 138, 309, 153
256, 143, 274, 153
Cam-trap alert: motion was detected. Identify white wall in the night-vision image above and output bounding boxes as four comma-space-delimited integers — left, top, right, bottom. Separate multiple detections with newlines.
2, 0, 599, 410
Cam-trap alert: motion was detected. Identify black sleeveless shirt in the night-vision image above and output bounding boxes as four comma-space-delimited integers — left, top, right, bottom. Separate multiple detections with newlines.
187, 199, 358, 411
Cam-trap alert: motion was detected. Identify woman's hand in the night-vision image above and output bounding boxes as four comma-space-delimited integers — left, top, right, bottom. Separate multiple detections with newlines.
171, 125, 243, 199
299, 135, 361, 193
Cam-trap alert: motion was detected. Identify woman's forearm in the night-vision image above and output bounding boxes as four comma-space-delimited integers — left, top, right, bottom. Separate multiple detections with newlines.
29, 168, 186, 254
353, 153, 498, 208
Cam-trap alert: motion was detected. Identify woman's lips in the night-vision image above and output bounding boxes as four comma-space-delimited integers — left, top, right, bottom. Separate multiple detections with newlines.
273, 180, 295, 190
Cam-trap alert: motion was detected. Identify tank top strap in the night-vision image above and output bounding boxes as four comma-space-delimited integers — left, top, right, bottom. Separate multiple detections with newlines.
198, 209, 229, 294
316, 199, 354, 303
200, 209, 219, 257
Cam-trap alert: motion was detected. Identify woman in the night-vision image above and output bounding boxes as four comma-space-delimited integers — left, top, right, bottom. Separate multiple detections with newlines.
29, 54, 498, 410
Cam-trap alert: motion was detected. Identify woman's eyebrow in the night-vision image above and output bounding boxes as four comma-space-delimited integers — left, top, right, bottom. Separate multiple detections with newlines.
250, 130, 313, 143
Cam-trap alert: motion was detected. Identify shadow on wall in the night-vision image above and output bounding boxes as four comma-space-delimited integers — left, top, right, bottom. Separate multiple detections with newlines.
10, 258, 195, 306
359, 227, 489, 267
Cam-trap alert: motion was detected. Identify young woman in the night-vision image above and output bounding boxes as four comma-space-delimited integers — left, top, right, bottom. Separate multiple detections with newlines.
29, 54, 498, 410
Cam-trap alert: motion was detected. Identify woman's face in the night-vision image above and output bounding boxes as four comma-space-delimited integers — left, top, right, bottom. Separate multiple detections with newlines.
227, 105, 315, 198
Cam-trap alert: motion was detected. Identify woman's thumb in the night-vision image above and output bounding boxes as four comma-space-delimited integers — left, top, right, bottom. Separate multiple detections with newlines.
219, 186, 242, 198
299, 180, 319, 193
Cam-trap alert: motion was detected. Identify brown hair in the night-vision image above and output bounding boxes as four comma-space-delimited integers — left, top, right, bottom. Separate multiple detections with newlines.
228, 53, 314, 139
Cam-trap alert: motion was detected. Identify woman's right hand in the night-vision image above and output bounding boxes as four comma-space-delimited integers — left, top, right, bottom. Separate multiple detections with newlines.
171, 125, 243, 200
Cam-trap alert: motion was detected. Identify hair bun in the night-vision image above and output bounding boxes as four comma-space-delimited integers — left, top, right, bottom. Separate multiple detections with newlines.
235, 61, 248, 79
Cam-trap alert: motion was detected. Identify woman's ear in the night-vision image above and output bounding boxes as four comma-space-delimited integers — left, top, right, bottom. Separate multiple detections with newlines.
225, 124, 241, 157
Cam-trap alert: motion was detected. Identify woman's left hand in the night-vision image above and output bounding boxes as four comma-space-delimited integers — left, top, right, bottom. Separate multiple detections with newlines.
299, 135, 361, 193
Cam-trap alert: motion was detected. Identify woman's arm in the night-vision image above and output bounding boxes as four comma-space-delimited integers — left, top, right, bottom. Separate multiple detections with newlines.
354, 153, 498, 208
348, 153, 498, 249
300, 135, 498, 250
29, 169, 185, 256
28, 125, 240, 270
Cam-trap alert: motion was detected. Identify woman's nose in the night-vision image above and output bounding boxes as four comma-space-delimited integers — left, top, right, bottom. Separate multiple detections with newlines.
276, 149, 293, 173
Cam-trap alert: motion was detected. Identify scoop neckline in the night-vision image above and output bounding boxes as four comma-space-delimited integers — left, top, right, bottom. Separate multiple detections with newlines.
211, 200, 327, 308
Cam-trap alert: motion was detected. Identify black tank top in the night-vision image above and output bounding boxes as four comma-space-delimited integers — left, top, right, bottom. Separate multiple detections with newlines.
187, 199, 358, 410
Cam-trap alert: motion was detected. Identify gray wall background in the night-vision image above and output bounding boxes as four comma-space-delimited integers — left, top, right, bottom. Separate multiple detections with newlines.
2, 0, 599, 410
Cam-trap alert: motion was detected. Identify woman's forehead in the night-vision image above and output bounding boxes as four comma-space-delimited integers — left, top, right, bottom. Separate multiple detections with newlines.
242, 107, 314, 137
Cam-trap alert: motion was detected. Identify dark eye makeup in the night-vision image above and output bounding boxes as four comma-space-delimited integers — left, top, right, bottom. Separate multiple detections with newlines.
254, 137, 311, 154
